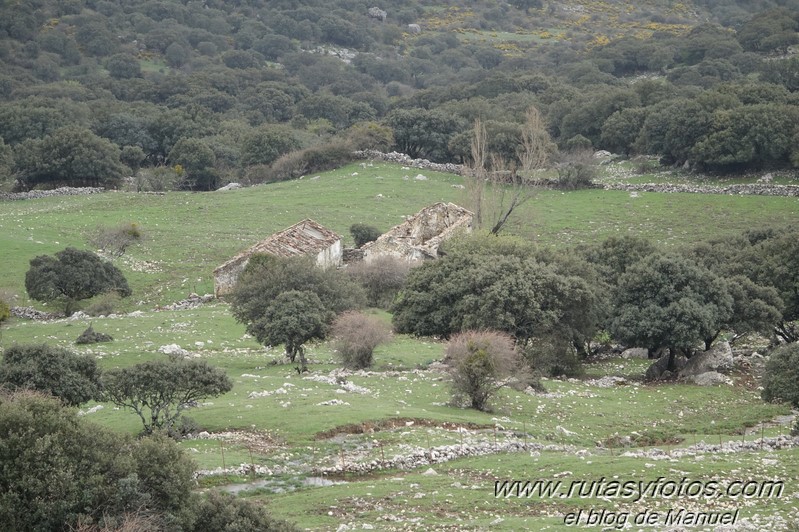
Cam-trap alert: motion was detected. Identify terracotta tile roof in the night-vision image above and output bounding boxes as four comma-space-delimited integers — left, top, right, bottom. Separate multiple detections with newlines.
214, 219, 340, 273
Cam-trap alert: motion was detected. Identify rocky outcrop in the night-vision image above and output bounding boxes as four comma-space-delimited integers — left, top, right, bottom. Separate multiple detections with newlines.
367, 7, 387, 21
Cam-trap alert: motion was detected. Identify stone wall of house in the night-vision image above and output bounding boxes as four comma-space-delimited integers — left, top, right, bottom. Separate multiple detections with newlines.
213, 256, 249, 298
342, 248, 364, 264
361, 202, 473, 263
314, 240, 343, 269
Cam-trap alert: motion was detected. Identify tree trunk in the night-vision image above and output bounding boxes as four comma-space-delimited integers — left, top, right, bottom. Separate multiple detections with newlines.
775, 322, 799, 343
666, 346, 677, 372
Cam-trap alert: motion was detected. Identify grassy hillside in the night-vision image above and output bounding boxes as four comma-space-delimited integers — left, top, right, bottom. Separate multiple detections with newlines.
0, 302, 795, 530
3, 161, 799, 309
3, 163, 799, 530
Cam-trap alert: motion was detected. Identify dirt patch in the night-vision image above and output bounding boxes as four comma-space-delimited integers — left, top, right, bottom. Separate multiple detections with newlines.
314, 417, 493, 441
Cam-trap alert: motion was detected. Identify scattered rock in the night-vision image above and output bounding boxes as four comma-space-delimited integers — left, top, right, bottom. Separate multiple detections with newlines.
586, 376, 627, 388
159, 344, 189, 357
317, 399, 350, 406
556, 425, 578, 437
157, 293, 214, 311
422, 468, 438, 475
78, 405, 104, 416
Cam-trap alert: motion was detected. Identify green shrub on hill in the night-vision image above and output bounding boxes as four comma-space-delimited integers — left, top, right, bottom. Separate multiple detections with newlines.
0, 344, 102, 406
25, 248, 131, 316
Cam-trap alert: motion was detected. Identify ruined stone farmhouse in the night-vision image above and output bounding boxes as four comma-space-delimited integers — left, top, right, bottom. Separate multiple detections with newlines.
360, 202, 473, 262
213, 219, 342, 298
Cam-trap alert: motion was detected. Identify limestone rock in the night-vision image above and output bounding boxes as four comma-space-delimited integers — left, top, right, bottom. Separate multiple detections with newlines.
367, 7, 387, 21
687, 371, 733, 386
680, 341, 733, 377
621, 347, 648, 359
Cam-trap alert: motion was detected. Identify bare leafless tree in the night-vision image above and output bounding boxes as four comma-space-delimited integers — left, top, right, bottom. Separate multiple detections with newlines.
463, 107, 556, 235
518, 106, 553, 174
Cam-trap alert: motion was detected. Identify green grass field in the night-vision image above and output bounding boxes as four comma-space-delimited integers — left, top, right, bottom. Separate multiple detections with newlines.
2, 161, 798, 309
1, 161, 798, 530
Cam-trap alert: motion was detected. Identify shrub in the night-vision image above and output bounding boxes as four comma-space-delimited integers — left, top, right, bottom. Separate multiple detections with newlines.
88, 222, 143, 257
187, 491, 299, 532
75, 323, 114, 344
258, 152, 307, 183
230, 255, 366, 372
0, 298, 9, 327
350, 223, 382, 248
0, 344, 102, 406
346, 255, 411, 308
102, 356, 233, 436
266, 140, 356, 183
25, 247, 132, 315
0, 391, 232, 530
332, 311, 392, 369
555, 148, 598, 190
523, 337, 585, 378
761, 343, 799, 410
346, 121, 394, 151
84, 291, 122, 317
131, 166, 182, 192
445, 330, 530, 411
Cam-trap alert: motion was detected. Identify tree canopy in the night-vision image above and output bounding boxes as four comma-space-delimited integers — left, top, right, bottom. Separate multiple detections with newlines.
102, 356, 232, 436
25, 247, 131, 316
0, 344, 102, 406
610, 254, 733, 369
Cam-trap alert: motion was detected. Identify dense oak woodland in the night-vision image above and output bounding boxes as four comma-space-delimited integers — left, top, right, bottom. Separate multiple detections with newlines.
0, 0, 797, 191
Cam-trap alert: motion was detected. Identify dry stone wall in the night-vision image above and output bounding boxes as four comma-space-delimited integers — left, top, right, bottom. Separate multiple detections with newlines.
603, 182, 799, 197
0, 187, 106, 201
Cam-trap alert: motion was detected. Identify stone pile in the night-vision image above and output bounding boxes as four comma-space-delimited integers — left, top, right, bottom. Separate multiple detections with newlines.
312, 439, 576, 475
157, 293, 214, 311
10, 306, 62, 320
603, 182, 799, 197
0, 187, 106, 201
620, 435, 799, 460
353, 150, 464, 175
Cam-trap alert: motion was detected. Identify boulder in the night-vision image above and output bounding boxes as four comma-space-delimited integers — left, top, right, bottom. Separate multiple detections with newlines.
686, 371, 733, 386
216, 182, 242, 191
644, 351, 687, 381
367, 7, 387, 21
680, 341, 733, 377
620, 348, 648, 359
408, 24, 421, 34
